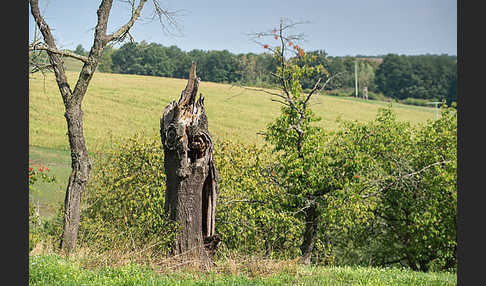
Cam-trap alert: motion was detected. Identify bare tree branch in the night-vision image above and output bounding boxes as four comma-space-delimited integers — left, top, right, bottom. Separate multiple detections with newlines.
303, 77, 322, 107
29, 0, 73, 102
106, 0, 148, 43
271, 98, 291, 107
30, 43, 89, 63
359, 160, 453, 199
150, 0, 184, 36
29, 61, 54, 74
318, 71, 346, 91
403, 160, 452, 178
239, 85, 286, 99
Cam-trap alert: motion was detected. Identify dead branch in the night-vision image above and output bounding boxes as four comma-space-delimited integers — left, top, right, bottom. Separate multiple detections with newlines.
270, 98, 291, 107
403, 160, 452, 178
30, 43, 89, 63
318, 71, 346, 91
303, 77, 322, 107
150, 0, 184, 36
239, 85, 286, 98
29, 0, 73, 99
106, 0, 148, 43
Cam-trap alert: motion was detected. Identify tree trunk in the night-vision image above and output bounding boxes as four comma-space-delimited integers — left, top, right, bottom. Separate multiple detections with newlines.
60, 104, 92, 254
160, 62, 220, 266
30, 0, 151, 256
300, 203, 319, 264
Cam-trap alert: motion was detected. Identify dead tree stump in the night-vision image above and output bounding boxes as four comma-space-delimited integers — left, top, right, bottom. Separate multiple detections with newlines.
160, 62, 220, 266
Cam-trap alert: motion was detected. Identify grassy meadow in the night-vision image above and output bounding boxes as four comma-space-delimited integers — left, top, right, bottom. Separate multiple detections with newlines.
29, 71, 436, 216
29, 70, 452, 284
29, 253, 456, 286
30, 70, 436, 150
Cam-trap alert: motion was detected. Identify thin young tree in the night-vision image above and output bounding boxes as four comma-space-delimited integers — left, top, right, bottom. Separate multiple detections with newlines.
249, 19, 344, 264
29, 0, 179, 255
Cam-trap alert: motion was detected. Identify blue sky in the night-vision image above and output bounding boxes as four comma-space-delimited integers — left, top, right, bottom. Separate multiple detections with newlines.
29, 0, 457, 57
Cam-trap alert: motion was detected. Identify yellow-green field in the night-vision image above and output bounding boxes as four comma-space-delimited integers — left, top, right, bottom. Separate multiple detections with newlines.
29, 71, 436, 151
29, 71, 437, 216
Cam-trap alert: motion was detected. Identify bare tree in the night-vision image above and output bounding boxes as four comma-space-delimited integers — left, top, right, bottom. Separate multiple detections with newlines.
29, 0, 177, 255
160, 62, 220, 267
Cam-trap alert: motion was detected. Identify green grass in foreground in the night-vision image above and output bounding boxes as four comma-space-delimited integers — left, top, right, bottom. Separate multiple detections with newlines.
29, 254, 456, 286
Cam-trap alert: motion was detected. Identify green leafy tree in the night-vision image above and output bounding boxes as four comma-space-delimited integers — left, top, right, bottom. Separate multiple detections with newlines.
251, 19, 360, 264
98, 44, 115, 73
236, 53, 257, 85
357, 60, 377, 93
331, 106, 457, 271
111, 42, 145, 74
446, 73, 457, 105
165, 45, 191, 78
141, 42, 174, 76
320, 56, 349, 90
375, 54, 457, 102
73, 44, 87, 56
374, 54, 413, 99
204, 50, 240, 83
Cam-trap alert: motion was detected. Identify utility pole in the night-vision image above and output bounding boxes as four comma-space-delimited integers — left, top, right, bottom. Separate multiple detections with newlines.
427, 101, 442, 119
354, 60, 358, 98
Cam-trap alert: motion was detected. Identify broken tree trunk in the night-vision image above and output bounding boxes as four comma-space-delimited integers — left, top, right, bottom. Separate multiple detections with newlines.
160, 62, 220, 266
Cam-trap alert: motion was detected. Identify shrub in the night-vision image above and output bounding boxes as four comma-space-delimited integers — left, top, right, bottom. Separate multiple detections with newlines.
77, 133, 303, 259
214, 139, 303, 259
323, 88, 354, 98
366, 92, 389, 101
327, 107, 457, 271
401, 97, 438, 107
79, 133, 177, 253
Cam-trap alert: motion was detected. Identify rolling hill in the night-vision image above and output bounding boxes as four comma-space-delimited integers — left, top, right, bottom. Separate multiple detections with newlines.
28, 71, 437, 216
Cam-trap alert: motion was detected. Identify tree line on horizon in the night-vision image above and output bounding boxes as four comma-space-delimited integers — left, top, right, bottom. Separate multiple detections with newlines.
73, 42, 457, 105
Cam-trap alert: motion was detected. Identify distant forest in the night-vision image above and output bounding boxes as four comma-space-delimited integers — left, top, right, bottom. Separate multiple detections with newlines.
73, 42, 457, 105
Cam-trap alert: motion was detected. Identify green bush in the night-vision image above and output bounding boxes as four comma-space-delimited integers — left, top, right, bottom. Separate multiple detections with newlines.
49, 105, 455, 271
29, 203, 41, 252
79, 133, 178, 253
401, 97, 438, 107
214, 140, 303, 259
323, 88, 354, 98
77, 133, 303, 259
326, 107, 457, 271
366, 91, 389, 101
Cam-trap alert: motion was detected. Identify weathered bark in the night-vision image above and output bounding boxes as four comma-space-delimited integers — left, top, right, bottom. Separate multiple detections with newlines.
161, 62, 220, 266
61, 104, 92, 253
300, 203, 319, 264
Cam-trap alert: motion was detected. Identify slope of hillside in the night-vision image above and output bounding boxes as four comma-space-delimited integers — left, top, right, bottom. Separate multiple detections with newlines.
29, 71, 436, 151
29, 71, 437, 217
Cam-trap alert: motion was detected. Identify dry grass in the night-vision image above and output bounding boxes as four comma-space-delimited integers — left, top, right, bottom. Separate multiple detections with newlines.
30, 238, 303, 279
29, 71, 436, 151
212, 254, 301, 278
29, 239, 457, 285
